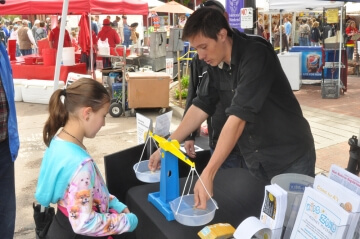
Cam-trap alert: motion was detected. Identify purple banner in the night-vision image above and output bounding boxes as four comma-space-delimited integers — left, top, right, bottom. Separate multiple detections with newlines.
226, 0, 243, 31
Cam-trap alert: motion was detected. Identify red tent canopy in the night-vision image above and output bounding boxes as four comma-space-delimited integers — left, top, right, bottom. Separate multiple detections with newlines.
1, 0, 148, 15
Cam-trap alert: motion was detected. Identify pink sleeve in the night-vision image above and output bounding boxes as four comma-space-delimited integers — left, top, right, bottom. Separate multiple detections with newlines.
64, 161, 131, 236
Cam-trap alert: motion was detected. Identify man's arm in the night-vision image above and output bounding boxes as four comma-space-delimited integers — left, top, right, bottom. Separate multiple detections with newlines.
27, 29, 37, 47
148, 105, 208, 171
194, 115, 246, 209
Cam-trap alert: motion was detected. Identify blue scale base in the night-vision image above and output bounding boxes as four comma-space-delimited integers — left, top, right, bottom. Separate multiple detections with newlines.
148, 191, 175, 221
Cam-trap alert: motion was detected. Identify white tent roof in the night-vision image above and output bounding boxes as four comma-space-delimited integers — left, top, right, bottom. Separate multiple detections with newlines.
345, 2, 360, 14
148, 0, 165, 8
257, 0, 344, 11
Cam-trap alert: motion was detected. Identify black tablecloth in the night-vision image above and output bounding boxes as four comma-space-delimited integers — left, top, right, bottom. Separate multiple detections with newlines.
126, 168, 266, 239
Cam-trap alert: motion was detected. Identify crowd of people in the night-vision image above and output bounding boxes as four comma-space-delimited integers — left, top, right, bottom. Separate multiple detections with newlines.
255, 13, 359, 60
0, 15, 139, 61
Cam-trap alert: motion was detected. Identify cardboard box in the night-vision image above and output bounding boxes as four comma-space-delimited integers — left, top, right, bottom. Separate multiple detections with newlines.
21, 80, 64, 104
198, 223, 235, 239
125, 72, 171, 109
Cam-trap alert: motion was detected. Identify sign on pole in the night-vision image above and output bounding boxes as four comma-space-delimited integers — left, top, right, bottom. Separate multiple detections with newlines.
240, 7, 254, 29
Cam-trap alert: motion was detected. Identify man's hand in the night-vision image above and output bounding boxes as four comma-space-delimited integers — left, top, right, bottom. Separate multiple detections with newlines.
193, 171, 214, 210
148, 148, 161, 171
184, 140, 196, 158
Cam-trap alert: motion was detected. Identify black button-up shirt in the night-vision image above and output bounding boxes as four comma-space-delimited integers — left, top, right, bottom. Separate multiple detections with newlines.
192, 29, 314, 180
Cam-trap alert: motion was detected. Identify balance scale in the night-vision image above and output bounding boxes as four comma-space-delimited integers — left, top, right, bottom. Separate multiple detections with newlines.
147, 132, 196, 221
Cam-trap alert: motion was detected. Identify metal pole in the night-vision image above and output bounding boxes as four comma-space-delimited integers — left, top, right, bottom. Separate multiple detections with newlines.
338, 6, 343, 94
89, 14, 94, 78
269, 14, 273, 45
280, 10, 283, 54
53, 0, 69, 91
244, 0, 256, 34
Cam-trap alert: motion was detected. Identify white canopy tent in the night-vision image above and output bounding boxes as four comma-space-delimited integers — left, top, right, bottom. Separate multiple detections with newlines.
148, 0, 165, 8
257, 0, 346, 95
257, 0, 344, 11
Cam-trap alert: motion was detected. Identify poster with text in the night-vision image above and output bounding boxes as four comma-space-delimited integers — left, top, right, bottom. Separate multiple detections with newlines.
226, 0, 243, 31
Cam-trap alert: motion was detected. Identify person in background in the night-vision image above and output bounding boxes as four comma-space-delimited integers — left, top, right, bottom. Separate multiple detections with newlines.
31, 19, 40, 40
9, 24, 21, 57
274, 25, 289, 52
35, 78, 138, 238
0, 38, 20, 239
299, 18, 310, 46
95, 15, 102, 32
91, 16, 98, 36
345, 20, 358, 61
70, 31, 80, 52
256, 17, 265, 38
317, 14, 323, 33
183, 0, 245, 170
49, 18, 71, 49
263, 25, 270, 41
45, 17, 51, 35
178, 14, 187, 28
294, 17, 300, 46
97, 18, 120, 68
0, 20, 9, 45
79, 29, 98, 75
0, 21, 7, 47
8, 25, 13, 37
112, 16, 120, 29
130, 22, 139, 46
34, 21, 47, 44
310, 21, 321, 46
149, 8, 315, 210
121, 15, 131, 47
284, 17, 291, 44
17, 20, 37, 56
118, 15, 126, 44
12, 17, 22, 28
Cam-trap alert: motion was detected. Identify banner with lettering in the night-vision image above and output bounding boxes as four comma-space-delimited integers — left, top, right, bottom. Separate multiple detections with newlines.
226, 0, 243, 31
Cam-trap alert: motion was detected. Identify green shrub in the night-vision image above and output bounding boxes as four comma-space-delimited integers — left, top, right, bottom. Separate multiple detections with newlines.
174, 75, 189, 99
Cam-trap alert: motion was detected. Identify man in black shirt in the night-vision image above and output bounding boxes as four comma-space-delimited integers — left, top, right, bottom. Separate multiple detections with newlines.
149, 8, 315, 209
183, 0, 244, 169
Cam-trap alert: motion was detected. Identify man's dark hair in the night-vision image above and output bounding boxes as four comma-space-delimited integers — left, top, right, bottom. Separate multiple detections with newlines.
200, 0, 225, 13
182, 7, 232, 41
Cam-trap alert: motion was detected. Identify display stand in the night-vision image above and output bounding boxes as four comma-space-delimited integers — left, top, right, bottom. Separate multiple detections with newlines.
321, 6, 346, 98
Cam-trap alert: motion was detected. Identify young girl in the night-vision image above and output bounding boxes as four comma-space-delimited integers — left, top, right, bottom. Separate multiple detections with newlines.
35, 78, 137, 238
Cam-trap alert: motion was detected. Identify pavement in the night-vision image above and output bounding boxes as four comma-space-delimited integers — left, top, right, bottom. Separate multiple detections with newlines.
13, 75, 360, 238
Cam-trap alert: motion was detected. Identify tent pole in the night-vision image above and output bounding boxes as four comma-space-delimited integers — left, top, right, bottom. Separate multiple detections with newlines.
269, 14, 273, 45
89, 13, 94, 79
338, 6, 343, 94
54, 0, 69, 91
279, 10, 283, 54
291, 12, 296, 47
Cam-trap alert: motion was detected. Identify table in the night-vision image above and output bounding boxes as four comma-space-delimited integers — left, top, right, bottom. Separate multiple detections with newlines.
126, 168, 266, 239
11, 63, 87, 82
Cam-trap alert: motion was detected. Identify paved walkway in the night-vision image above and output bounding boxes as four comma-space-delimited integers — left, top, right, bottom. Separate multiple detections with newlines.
293, 75, 360, 175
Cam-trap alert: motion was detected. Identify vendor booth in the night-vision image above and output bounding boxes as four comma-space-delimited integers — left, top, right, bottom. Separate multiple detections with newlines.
3, 0, 149, 109
258, 0, 346, 97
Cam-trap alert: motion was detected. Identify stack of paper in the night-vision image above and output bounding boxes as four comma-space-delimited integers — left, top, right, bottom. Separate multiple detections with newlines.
259, 184, 288, 230
290, 187, 351, 239
328, 164, 360, 238
313, 174, 360, 239
328, 164, 360, 196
